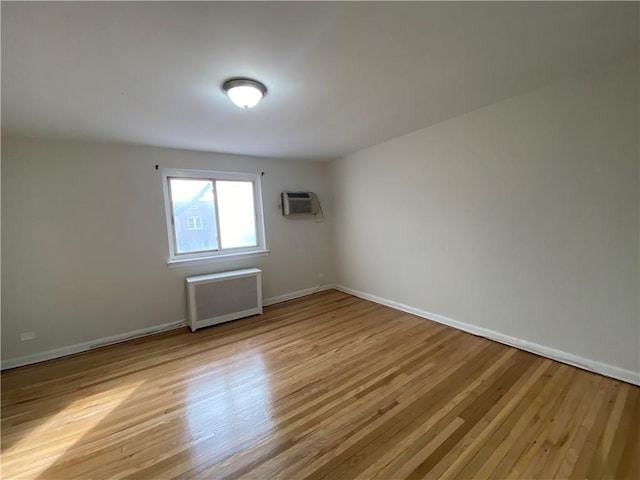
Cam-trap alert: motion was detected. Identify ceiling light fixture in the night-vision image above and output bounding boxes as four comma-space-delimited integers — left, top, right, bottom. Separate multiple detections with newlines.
222, 78, 267, 109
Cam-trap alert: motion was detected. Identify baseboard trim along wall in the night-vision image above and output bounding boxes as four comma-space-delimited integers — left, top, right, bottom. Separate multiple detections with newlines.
1, 319, 188, 371
334, 285, 640, 386
263, 284, 334, 306
4, 283, 637, 386
1, 284, 335, 370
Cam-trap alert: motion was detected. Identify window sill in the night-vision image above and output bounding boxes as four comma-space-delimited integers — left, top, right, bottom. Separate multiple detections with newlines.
167, 249, 270, 268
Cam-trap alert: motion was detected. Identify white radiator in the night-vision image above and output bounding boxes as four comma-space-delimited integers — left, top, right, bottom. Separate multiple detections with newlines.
185, 268, 263, 332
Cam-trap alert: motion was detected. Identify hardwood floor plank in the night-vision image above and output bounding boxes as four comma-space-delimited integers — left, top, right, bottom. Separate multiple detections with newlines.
553, 378, 618, 479
569, 381, 622, 479
120, 312, 454, 480
353, 348, 518, 480
505, 367, 578, 479
520, 370, 599, 479
437, 358, 557, 479
585, 383, 630, 479
1, 289, 638, 480
203, 332, 483, 480
615, 388, 640, 480
601, 386, 639, 479
404, 351, 541, 480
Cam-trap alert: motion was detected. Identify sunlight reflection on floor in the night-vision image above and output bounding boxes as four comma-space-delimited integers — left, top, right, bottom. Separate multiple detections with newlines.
186, 351, 273, 458
1, 381, 143, 480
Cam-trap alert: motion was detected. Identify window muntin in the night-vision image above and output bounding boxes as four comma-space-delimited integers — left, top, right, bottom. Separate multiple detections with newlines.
187, 216, 204, 231
162, 169, 266, 263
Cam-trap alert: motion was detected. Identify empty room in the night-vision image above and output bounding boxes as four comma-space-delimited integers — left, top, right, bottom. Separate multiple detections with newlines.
1, 2, 639, 479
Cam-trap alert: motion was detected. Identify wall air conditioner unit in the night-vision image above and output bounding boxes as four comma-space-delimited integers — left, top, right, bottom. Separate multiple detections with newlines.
185, 268, 262, 332
281, 192, 320, 216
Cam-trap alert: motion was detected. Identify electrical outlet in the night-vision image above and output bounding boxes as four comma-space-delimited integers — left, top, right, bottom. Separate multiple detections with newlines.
20, 331, 37, 341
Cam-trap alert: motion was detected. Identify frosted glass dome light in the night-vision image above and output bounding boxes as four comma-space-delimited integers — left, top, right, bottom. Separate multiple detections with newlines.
222, 78, 267, 109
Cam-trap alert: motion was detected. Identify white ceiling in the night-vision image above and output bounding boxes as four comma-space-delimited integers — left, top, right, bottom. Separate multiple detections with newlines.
2, 2, 638, 161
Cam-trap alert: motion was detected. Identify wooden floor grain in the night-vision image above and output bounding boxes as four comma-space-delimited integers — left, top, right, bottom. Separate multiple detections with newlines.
1, 290, 638, 479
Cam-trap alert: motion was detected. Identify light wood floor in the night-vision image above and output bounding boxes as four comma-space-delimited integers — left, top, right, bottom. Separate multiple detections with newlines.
2, 290, 638, 479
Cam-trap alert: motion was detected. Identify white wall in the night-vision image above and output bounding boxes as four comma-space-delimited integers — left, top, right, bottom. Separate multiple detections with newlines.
1, 139, 333, 361
331, 59, 639, 378
3, 60, 638, 382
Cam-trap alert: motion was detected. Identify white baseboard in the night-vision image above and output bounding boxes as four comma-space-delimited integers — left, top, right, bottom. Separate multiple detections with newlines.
6, 284, 638, 386
1, 284, 334, 371
1, 319, 188, 371
334, 284, 640, 386
263, 284, 334, 306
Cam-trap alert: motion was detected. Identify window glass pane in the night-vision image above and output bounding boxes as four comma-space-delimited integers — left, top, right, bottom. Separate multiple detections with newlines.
216, 181, 257, 249
169, 178, 218, 254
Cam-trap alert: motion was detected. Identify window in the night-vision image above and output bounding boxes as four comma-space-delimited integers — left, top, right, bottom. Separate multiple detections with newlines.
187, 216, 203, 230
162, 168, 267, 264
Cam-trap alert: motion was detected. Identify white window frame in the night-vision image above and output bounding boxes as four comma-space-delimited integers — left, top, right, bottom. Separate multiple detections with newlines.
161, 168, 268, 265
186, 216, 203, 231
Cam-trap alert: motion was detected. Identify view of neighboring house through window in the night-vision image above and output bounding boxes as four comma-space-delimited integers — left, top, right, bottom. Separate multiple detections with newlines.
187, 216, 203, 231
162, 169, 266, 262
